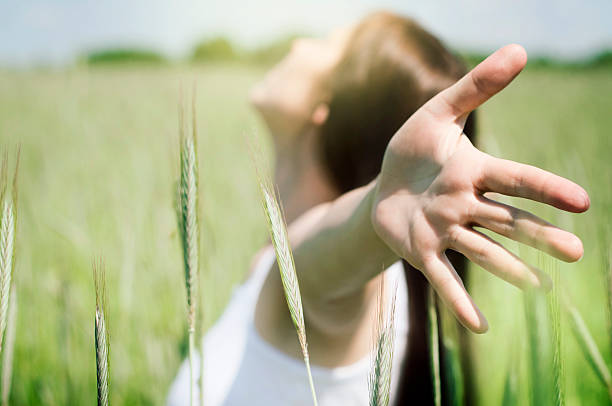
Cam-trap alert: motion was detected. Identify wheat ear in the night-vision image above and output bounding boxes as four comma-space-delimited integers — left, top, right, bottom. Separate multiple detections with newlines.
0, 149, 18, 357
94, 260, 109, 406
1, 288, 16, 406
369, 278, 397, 406
250, 137, 318, 406
177, 94, 199, 406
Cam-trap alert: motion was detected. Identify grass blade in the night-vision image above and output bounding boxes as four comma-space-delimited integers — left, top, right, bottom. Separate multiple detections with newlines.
428, 285, 441, 406
177, 93, 200, 406
501, 347, 519, 406
437, 297, 465, 406
563, 293, 612, 401
524, 289, 548, 406
441, 336, 464, 406
94, 261, 109, 406
546, 261, 564, 406
369, 278, 397, 406
250, 136, 318, 406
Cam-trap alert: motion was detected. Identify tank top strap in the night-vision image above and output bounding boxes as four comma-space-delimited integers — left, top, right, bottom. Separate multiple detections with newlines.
246, 246, 276, 295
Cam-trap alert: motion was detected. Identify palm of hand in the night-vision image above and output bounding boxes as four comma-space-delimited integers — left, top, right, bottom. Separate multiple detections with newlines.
371, 45, 589, 333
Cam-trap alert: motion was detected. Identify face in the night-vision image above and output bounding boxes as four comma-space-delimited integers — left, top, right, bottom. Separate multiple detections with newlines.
249, 26, 353, 143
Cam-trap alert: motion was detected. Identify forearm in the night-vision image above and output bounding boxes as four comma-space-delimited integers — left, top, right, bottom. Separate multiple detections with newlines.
289, 179, 398, 304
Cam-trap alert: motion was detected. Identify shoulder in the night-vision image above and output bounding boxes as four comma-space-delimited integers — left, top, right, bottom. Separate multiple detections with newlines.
246, 201, 331, 280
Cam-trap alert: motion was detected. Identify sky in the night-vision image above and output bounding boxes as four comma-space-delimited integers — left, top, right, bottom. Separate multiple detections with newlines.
1, 0, 611, 67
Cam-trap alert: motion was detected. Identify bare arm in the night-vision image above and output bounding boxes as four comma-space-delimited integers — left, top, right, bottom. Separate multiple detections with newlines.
255, 182, 397, 365
293, 182, 396, 296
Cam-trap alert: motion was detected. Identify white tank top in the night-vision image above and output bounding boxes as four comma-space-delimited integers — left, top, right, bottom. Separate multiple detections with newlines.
167, 247, 409, 406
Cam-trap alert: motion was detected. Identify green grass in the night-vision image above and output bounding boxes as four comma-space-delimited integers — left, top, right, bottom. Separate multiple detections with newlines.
470, 67, 612, 406
0, 63, 610, 404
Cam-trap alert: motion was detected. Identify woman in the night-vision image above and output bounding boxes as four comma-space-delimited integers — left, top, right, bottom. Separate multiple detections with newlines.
168, 11, 588, 406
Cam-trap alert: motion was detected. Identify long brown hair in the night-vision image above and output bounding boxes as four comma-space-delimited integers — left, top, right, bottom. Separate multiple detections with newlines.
318, 11, 477, 405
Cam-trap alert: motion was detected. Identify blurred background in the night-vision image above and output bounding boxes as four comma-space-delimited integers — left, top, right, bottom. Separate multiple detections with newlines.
0, 0, 611, 405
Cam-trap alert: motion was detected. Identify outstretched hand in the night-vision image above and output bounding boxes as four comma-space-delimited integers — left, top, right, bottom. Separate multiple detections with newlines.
371, 44, 589, 333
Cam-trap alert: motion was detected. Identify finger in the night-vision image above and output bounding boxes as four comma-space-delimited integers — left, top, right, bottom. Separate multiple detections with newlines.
426, 44, 527, 119
472, 197, 584, 262
449, 226, 552, 291
480, 155, 590, 213
421, 253, 488, 333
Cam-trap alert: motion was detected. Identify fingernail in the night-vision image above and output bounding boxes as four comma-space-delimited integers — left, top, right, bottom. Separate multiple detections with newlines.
574, 237, 585, 262
528, 267, 552, 292
581, 190, 590, 209
474, 308, 489, 334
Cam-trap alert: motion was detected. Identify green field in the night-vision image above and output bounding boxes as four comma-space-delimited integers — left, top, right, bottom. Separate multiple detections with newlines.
0, 63, 610, 405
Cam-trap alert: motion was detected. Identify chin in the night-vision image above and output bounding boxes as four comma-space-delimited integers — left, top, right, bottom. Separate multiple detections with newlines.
250, 65, 285, 110
249, 79, 281, 118
248, 81, 266, 110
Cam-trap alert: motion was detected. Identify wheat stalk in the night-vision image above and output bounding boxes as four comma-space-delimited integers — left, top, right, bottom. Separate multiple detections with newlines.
199, 306, 205, 406
368, 278, 397, 406
1, 288, 16, 406
250, 136, 318, 406
177, 93, 199, 406
198, 255, 208, 406
198, 254, 207, 406
94, 260, 109, 406
606, 248, 612, 374
428, 285, 441, 406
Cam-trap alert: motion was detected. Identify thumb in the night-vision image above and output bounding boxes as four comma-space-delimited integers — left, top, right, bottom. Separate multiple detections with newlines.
428, 44, 527, 119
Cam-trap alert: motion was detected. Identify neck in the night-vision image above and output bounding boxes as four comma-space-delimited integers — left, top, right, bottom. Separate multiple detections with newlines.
273, 133, 339, 223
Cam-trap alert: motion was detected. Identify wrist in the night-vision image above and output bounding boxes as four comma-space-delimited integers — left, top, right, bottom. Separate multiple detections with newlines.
365, 178, 400, 268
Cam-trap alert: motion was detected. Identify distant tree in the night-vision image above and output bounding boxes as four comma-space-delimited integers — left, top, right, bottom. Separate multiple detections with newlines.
458, 49, 612, 71
589, 50, 612, 68
85, 49, 166, 65
456, 52, 488, 69
192, 37, 237, 61
188, 33, 309, 66
246, 34, 300, 65
527, 56, 559, 69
